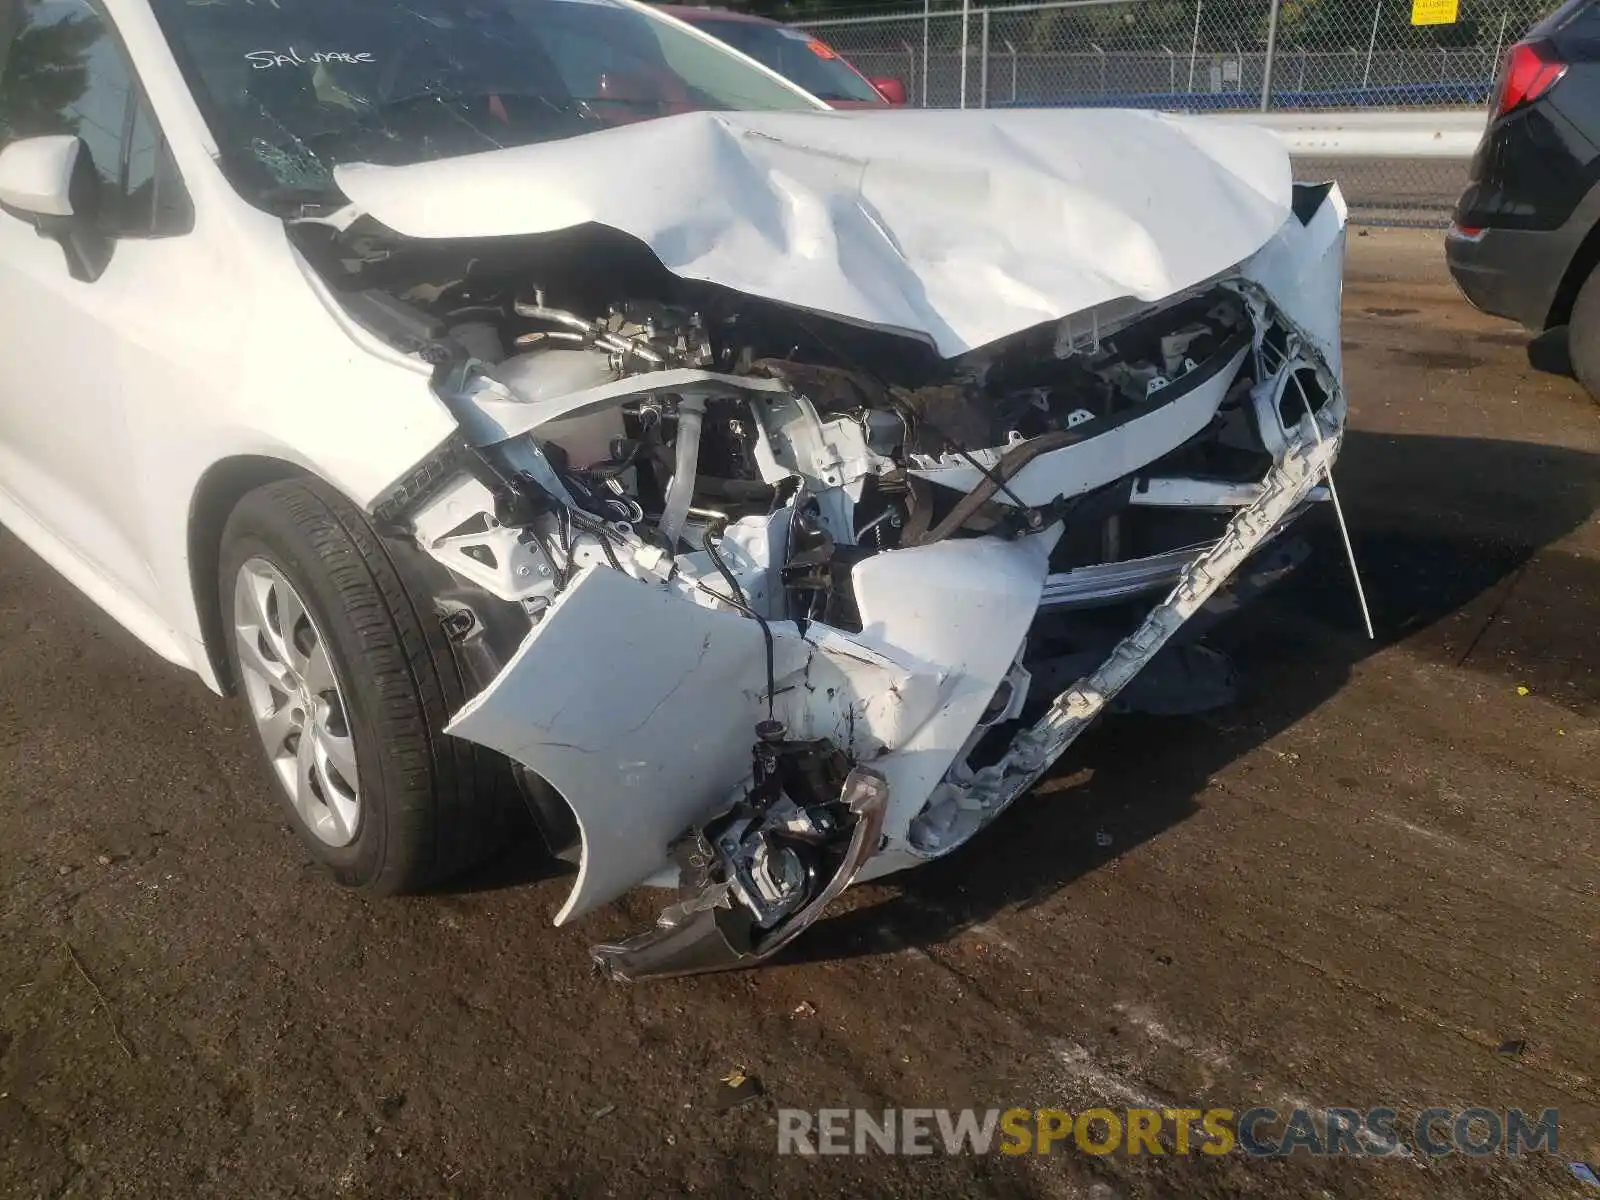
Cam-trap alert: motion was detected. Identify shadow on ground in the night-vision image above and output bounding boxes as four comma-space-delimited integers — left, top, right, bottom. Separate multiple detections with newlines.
1527, 325, 1575, 380
785, 428, 1600, 965
444, 833, 570, 893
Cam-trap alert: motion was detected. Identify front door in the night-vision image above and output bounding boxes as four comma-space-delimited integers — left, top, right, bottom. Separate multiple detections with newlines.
0, 0, 196, 619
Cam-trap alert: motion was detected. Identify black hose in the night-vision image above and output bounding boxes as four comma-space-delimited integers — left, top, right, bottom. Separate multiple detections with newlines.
559, 506, 575, 563
757, 610, 776, 722
701, 519, 750, 611
693, 578, 777, 722
577, 439, 643, 481
698, 519, 773, 720
527, 522, 568, 591
566, 507, 626, 573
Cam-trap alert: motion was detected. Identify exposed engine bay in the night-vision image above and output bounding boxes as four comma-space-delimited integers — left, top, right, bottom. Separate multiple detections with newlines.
295, 180, 1351, 981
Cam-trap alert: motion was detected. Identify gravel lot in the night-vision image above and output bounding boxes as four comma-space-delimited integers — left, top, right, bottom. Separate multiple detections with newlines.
1, 228, 1596, 1199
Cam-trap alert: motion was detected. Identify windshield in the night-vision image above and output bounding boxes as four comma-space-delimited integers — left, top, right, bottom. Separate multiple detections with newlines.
147, 0, 819, 206
689, 19, 884, 104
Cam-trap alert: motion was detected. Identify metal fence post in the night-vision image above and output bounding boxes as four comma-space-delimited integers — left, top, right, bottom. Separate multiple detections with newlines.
980, 9, 991, 107
1006, 37, 1018, 101
960, 0, 971, 107
901, 39, 916, 104
1489, 11, 1509, 80
1187, 0, 1203, 92
1361, 0, 1381, 88
1163, 44, 1175, 92
1259, 0, 1282, 111
921, 0, 930, 107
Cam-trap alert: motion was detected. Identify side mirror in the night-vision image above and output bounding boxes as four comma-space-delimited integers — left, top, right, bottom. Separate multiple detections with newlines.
0, 134, 89, 218
869, 76, 907, 105
0, 135, 111, 281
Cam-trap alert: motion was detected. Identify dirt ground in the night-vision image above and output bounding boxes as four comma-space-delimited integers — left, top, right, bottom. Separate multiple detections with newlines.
1, 228, 1596, 1199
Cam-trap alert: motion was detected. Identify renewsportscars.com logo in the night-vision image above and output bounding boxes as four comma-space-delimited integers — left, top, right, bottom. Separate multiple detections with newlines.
776, 1106, 1561, 1158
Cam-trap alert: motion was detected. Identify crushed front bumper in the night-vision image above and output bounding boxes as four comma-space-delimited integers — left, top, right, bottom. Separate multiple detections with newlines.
586, 393, 1341, 981
439, 187, 1351, 981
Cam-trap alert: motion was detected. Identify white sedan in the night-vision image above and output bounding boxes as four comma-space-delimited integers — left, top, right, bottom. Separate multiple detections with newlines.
0, 0, 1347, 978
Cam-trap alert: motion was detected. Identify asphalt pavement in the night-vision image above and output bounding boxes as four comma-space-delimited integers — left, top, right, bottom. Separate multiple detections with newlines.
1, 228, 1596, 1199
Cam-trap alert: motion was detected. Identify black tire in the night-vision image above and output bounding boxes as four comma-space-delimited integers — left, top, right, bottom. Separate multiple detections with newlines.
219, 476, 515, 893
1566, 264, 1600, 402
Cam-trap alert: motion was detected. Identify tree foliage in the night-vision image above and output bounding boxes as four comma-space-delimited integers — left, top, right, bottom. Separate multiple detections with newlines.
0, 7, 100, 143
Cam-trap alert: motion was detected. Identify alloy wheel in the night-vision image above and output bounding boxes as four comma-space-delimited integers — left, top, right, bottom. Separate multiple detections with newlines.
233, 557, 361, 847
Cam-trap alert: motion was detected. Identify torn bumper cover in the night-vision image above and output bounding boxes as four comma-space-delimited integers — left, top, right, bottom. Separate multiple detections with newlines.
590, 405, 1333, 982
336, 119, 1350, 979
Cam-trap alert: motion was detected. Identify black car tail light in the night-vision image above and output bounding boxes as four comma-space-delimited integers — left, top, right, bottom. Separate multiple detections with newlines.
1493, 40, 1568, 118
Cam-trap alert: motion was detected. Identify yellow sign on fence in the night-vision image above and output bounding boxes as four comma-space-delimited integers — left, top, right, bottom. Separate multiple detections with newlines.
1411, 0, 1460, 25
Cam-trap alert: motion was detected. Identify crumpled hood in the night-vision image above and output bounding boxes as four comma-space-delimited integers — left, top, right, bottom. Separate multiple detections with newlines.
334, 107, 1291, 358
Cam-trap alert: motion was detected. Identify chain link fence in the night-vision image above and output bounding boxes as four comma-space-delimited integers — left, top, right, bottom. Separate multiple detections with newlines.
790, 0, 1554, 223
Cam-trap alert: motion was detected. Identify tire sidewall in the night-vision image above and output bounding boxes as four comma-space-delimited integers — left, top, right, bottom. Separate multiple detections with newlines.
219, 508, 393, 888
1567, 266, 1600, 403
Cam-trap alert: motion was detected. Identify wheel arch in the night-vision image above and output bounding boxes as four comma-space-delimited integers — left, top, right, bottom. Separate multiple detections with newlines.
1545, 215, 1600, 329
189, 456, 576, 858
187, 454, 312, 695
